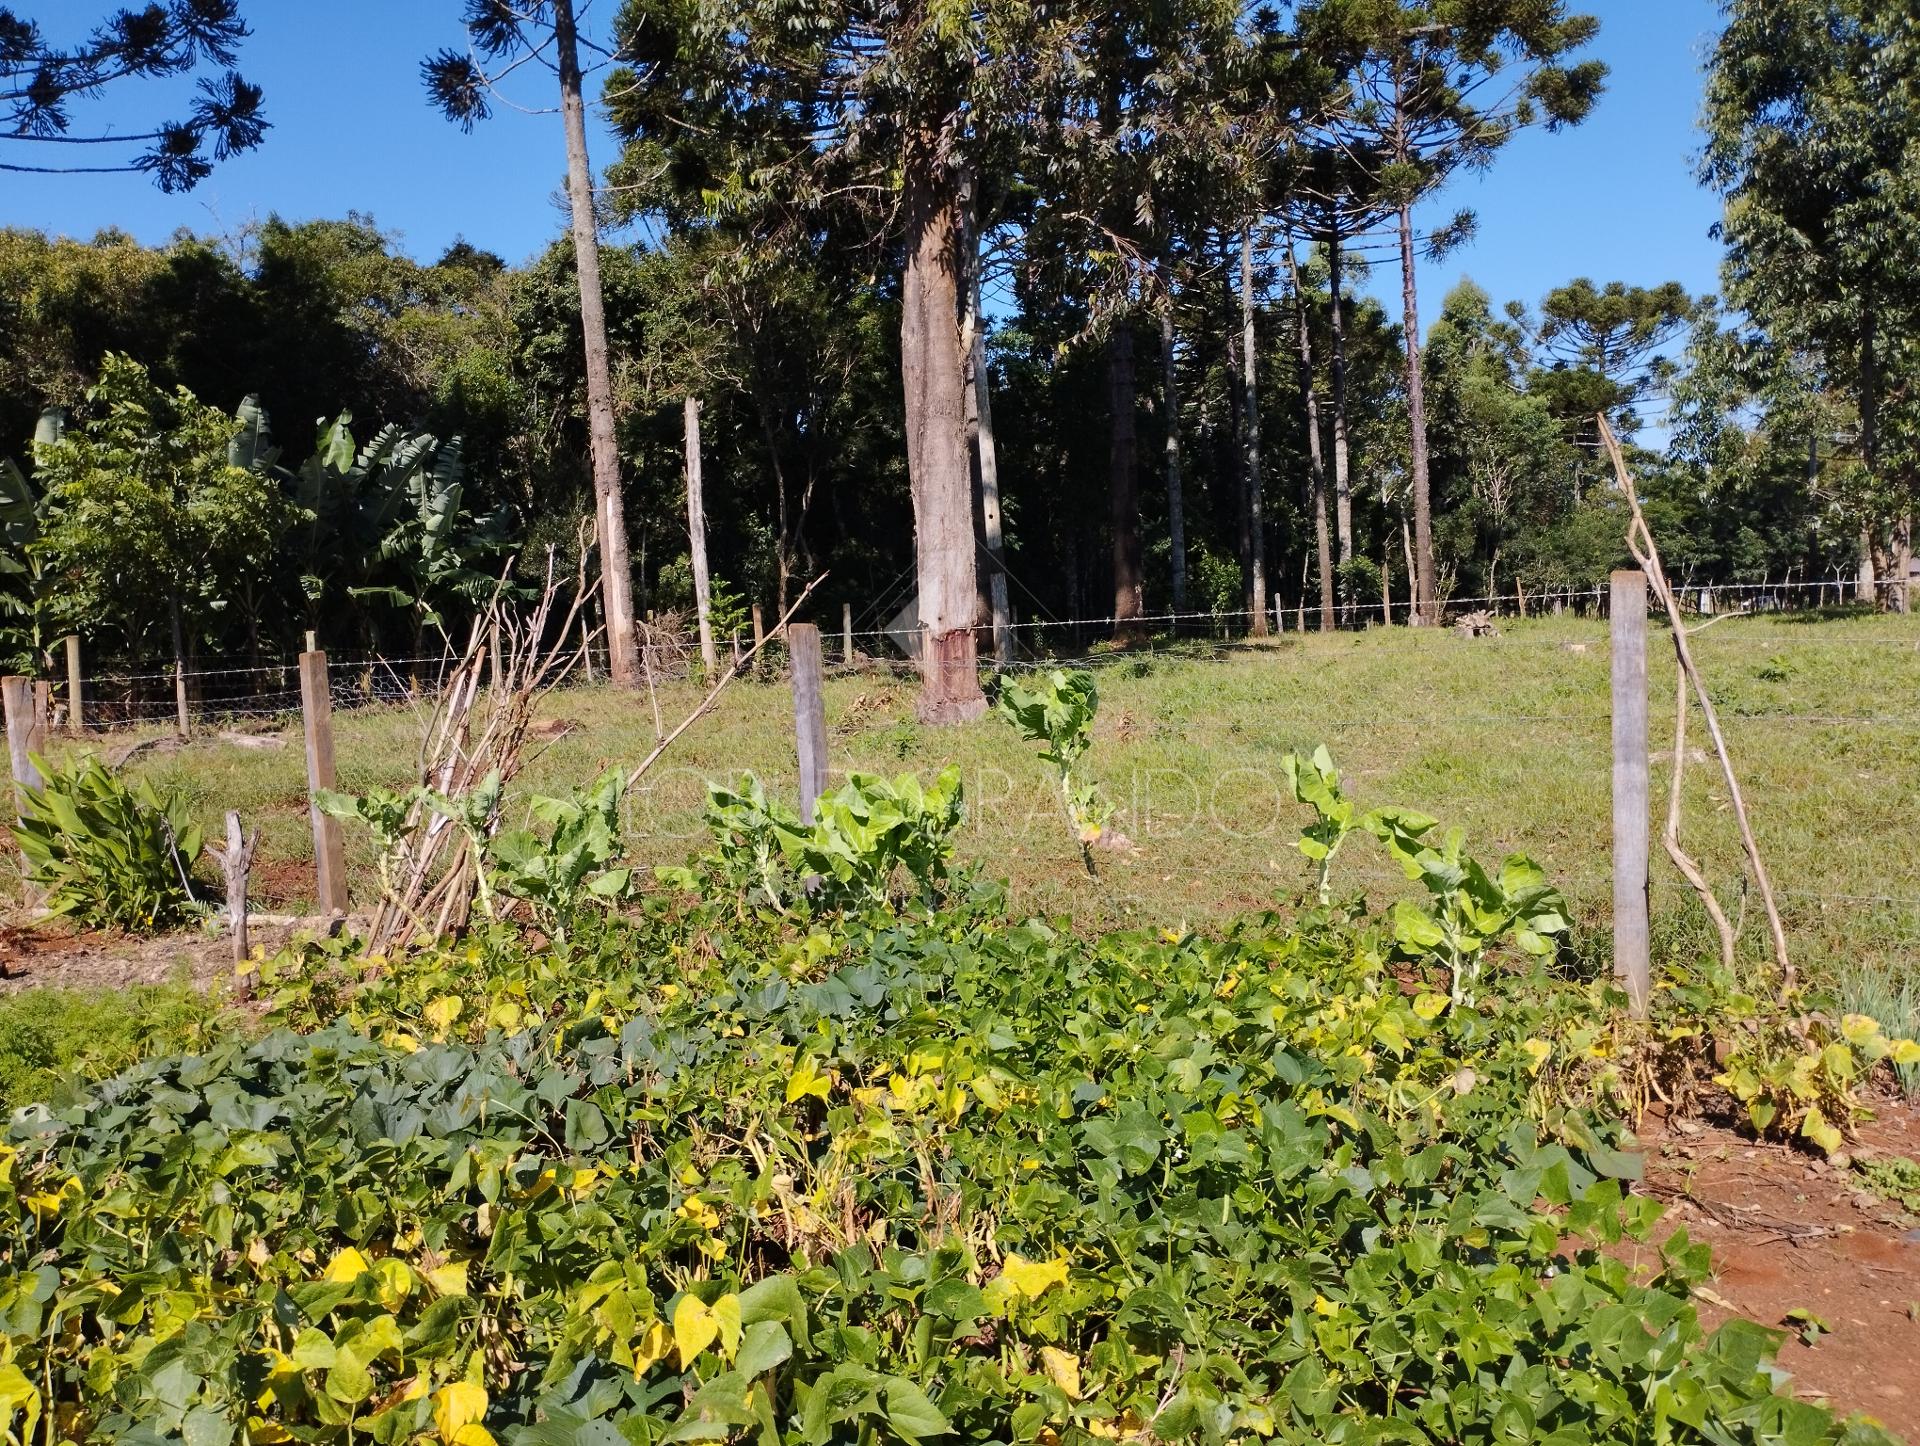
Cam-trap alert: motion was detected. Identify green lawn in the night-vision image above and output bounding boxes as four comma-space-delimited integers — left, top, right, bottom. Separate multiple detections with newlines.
32, 607, 1920, 1004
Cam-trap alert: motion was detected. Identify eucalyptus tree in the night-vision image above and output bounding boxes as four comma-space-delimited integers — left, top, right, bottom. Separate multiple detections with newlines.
422, 0, 643, 685
608, 0, 1081, 720
0, 1, 266, 190
1301, 0, 1604, 621
1701, 0, 1920, 608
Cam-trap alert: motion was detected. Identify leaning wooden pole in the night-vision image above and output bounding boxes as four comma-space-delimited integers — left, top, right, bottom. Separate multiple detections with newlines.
1601, 415, 1792, 984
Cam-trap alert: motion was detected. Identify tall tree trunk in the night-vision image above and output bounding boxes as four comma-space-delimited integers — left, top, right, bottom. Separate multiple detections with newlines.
1287, 245, 1335, 632
1240, 230, 1268, 637
901, 148, 985, 722
752, 391, 794, 616
1109, 320, 1145, 636
1397, 200, 1439, 625
1327, 216, 1355, 588
683, 396, 717, 676
1859, 304, 1882, 606
554, 0, 640, 687
964, 187, 1012, 666
1159, 272, 1188, 620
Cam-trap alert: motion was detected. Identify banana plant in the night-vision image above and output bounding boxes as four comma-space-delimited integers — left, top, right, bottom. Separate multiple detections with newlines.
0, 408, 66, 673
234, 400, 515, 655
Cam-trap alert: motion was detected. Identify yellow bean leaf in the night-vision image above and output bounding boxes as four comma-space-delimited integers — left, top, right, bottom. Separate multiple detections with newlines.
322, 1247, 372, 1284
433, 1382, 488, 1444
999, 1253, 1069, 1298
1037, 1347, 1081, 1400
673, 1294, 719, 1369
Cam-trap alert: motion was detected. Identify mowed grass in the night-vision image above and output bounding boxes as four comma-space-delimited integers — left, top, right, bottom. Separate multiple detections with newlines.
31, 607, 1920, 991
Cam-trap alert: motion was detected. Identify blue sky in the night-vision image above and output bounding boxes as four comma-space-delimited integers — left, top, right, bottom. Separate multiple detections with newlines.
2, 0, 1728, 331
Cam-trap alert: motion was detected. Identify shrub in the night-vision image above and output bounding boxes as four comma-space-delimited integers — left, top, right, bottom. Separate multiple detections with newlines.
660, 767, 965, 914
14, 752, 203, 931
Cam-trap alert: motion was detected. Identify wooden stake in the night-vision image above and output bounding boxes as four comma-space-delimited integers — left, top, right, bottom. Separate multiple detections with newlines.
1609, 569, 1651, 1016
581, 614, 595, 682
65, 635, 83, 733
842, 602, 854, 664
174, 658, 191, 739
1, 676, 41, 798
751, 604, 766, 675
215, 810, 261, 991
305, 629, 318, 653
299, 651, 349, 916
789, 623, 829, 823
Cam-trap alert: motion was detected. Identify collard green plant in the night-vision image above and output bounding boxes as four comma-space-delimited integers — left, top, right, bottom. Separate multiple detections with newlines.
1365, 807, 1569, 1004
488, 768, 633, 937
14, 753, 202, 931
1280, 748, 1568, 1000
996, 669, 1114, 866
662, 768, 964, 914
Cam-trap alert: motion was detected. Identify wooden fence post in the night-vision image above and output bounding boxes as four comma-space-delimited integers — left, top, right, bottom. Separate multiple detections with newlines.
173, 658, 191, 739
2, 676, 41, 797
842, 603, 854, 665
30, 682, 49, 759
789, 623, 829, 823
1610, 569, 1651, 1016
751, 604, 766, 675
65, 636, 83, 733
299, 650, 350, 916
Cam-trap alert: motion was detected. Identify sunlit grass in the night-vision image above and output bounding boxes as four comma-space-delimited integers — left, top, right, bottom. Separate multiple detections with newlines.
36, 607, 1920, 990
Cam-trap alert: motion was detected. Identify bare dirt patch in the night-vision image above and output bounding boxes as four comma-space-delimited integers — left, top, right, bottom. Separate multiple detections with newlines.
0, 920, 300, 992
1627, 1099, 1920, 1435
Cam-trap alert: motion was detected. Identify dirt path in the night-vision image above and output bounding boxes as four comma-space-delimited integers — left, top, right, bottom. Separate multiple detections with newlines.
1628, 1101, 1920, 1436
0, 920, 309, 993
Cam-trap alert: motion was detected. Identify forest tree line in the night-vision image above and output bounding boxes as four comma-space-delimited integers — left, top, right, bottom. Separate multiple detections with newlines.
0, 0, 1912, 701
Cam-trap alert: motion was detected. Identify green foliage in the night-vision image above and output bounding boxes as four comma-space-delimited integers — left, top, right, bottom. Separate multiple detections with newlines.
1281, 748, 1569, 1000
996, 670, 1114, 860
660, 769, 965, 914
2, 870, 1898, 1446
1854, 1154, 1920, 1215
29, 353, 299, 653
317, 772, 506, 920
704, 576, 749, 648
0, 979, 223, 1111
14, 753, 203, 932
1710, 1002, 1920, 1155
488, 768, 634, 938
1279, 745, 1362, 905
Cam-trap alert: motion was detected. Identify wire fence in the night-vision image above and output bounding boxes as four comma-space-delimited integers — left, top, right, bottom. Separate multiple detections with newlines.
24, 571, 1918, 731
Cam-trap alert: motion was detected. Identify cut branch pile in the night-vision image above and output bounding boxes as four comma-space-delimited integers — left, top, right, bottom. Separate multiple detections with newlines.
366, 543, 597, 953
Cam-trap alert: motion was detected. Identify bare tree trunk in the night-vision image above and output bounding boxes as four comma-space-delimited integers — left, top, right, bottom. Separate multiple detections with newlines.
964, 190, 1012, 666
1240, 230, 1268, 637
901, 148, 985, 722
1859, 305, 1884, 608
1287, 245, 1335, 632
1109, 319, 1145, 637
1397, 200, 1438, 625
554, 0, 639, 688
1327, 217, 1354, 584
1159, 272, 1188, 620
683, 396, 717, 676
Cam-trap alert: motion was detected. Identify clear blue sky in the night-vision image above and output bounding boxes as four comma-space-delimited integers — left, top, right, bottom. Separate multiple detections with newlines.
2, 0, 1728, 323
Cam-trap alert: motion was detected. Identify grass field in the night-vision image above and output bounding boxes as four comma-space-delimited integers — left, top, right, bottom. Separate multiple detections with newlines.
25, 607, 1920, 1007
